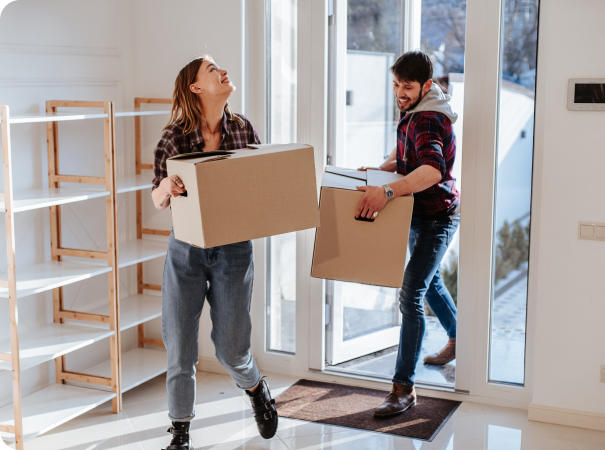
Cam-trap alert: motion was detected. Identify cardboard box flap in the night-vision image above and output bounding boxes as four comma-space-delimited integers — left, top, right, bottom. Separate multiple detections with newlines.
321, 171, 364, 191
247, 143, 283, 150
229, 143, 313, 159
367, 170, 404, 186
325, 166, 367, 181
168, 151, 234, 164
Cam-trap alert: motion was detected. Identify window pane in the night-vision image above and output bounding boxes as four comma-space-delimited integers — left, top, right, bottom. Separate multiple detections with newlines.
489, 0, 539, 384
266, 0, 297, 354
341, 284, 400, 341
344, 0, 401, 169
331, 0, 403, 360
267, 233, 296, 353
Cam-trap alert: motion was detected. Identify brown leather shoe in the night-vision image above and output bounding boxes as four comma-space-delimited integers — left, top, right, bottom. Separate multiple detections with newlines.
424, 339, 456, 365
374, 383, 416, 417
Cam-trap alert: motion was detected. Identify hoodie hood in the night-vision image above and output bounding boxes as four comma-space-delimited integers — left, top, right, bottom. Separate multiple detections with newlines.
400, 83, 457, 162
406, 83, 458, 124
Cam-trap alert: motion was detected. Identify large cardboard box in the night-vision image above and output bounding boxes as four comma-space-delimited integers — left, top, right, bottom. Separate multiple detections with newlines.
167, 144, 320, 248
311, 166, 414, 288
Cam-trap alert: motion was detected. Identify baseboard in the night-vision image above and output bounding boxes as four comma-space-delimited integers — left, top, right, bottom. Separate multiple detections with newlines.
529, 403, 605, 432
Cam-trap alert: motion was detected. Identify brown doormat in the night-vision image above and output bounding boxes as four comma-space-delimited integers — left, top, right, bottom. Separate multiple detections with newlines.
275, 379, 461, 441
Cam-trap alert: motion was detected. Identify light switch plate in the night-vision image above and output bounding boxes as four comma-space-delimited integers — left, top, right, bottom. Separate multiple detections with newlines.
578, 222, 605, 241
578, 222, 595, 239
601, 365, 605, 383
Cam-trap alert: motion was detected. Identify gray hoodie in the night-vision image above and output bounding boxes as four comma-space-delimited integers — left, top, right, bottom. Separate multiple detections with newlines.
402, 83, 458, 161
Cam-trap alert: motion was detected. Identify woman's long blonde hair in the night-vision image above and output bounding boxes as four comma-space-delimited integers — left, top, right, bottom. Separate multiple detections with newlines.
165, 56, 244, 134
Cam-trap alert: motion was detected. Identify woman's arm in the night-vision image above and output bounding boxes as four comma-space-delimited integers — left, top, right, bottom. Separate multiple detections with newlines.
152, 175, 186, 210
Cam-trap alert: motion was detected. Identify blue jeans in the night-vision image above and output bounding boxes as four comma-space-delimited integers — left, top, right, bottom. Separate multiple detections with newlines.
393, 215, 460, 387
162, 232, 261, 422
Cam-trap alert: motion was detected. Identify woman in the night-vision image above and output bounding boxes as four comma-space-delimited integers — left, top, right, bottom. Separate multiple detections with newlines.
151, 56, 278, 450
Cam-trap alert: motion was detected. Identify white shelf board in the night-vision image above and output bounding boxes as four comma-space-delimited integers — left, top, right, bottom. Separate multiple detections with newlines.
8, 111, 108, 124
115, 108, 171, 118
85, 293, 162, 331
118, 239, 168, 268
0, 259, 112, 299
0, 187, 110, 213
0, 323, 114, 372
116, 173, 154, 193
0, 384, 115, 443
84, 347, 167, 393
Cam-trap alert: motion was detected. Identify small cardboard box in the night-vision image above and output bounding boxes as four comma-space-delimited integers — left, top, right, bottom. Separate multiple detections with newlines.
311, 166, 414, 288
167, 144, 320, 248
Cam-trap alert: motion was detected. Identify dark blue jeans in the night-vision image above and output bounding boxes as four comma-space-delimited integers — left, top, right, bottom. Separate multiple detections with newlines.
393, 215, 460, 387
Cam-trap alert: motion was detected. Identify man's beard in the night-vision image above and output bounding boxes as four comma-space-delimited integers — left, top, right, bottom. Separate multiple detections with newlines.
398, 90, 424, 113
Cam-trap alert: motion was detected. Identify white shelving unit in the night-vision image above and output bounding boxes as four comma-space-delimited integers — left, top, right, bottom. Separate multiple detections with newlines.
84, 347, 167, 393
0, 324, 115, 372
0, 384, 116, 443
112, 97, 172, 400
0, 260, 112, 299
0, 101, 121, 450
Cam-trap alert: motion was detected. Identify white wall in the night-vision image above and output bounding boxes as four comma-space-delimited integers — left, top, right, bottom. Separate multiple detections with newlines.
130, 0, 247, 363
530, 0, 605, 416
0, 0, 248, 410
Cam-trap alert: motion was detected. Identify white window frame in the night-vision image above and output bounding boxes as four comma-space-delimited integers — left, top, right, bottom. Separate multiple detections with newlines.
247, 0, 328, 376
457, 0, 539, 403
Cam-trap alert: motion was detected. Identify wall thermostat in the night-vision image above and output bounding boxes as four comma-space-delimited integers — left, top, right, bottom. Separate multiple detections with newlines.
567, 79, 605, 111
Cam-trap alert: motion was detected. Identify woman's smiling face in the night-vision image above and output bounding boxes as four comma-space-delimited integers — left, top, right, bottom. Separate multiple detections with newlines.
191, 59, 236, 99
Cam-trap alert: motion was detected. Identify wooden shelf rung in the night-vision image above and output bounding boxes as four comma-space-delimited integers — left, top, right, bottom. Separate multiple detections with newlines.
50, 175, 106, 185
141, 228, 171, 237
142, 283, 161, 291
140, 338, 164, 347
0, 352, 11, 362
47, 100, 106, 109
55, 248, 109, 260
140, 164, 153, 170
59, 370, 112, 387
57, 310, 110, 324
0, 423, 15, 434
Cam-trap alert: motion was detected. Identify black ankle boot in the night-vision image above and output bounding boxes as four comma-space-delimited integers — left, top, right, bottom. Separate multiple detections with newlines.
162, 421, 192, 450
246, 378, 278, 439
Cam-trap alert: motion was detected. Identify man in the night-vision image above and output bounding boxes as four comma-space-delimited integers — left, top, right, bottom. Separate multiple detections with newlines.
356, 50, 460, 417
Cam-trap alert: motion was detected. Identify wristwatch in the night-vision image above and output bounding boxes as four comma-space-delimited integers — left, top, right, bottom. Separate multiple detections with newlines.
383, 184, 394, 200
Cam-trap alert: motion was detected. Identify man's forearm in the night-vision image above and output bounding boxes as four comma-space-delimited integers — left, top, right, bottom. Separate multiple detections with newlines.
390, 165, 442, 197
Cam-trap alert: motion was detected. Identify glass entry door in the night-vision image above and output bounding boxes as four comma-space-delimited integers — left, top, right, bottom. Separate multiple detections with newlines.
326, 0, 467, 388
326, 282, 401, 365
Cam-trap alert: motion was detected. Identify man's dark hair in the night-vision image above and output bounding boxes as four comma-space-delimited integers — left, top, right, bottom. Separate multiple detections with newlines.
390, 50, 433, 85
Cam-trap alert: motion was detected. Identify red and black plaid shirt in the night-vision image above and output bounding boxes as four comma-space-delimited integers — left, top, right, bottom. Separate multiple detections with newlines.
152, 112, 261, 190
397, 111, 460, 220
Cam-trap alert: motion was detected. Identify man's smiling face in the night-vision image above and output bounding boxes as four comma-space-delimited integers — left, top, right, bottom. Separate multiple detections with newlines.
393, 76, 432, 112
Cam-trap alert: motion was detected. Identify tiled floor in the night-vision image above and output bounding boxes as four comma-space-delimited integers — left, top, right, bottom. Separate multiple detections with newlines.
6, 371, 605, 450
